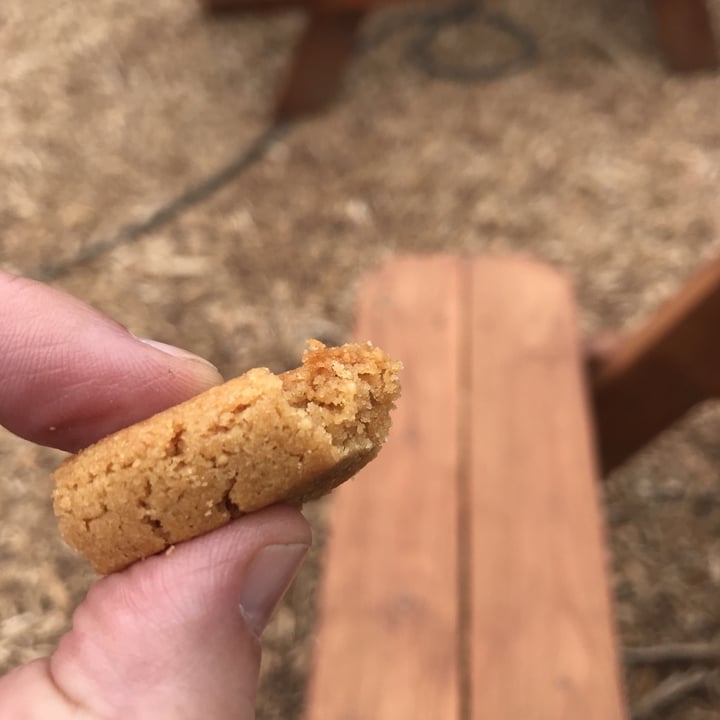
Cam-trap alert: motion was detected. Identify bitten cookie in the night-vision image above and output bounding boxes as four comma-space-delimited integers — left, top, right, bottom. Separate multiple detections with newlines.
53, 341, 402, 574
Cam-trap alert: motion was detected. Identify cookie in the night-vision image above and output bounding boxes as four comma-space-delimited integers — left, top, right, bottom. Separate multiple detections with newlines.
52, 341, 402, 574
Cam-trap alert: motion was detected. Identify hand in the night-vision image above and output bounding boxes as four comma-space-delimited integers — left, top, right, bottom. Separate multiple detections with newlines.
0, 272, 311, 719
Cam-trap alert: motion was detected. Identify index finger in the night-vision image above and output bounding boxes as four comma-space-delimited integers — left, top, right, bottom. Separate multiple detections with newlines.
0, 273, 223, 453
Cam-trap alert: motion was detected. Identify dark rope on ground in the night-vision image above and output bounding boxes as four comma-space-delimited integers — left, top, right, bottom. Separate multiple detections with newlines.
29, 2, 537, 282
409, 2, 538, 83
34, 122, 291, 282
361, 0, 538, 82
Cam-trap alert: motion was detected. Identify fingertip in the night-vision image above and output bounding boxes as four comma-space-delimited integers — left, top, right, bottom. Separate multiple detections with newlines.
0, 272, 225, 450
49, 507, 311, 718
125, 505, 312, 622
134, 337, 224, 386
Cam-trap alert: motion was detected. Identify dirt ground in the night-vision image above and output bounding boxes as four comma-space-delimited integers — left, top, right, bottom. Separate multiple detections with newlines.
2, 0, 720, 717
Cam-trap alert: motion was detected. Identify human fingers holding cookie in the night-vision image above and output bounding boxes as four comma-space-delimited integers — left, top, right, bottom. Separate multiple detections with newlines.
0, 272, 314, 720
0, 272, 401, 720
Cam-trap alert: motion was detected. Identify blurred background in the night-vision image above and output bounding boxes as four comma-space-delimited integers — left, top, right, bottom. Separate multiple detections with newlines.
1, 0, 720, 716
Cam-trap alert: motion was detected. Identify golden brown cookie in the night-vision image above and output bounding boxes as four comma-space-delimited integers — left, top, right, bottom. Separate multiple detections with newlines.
52, 341, 402, 574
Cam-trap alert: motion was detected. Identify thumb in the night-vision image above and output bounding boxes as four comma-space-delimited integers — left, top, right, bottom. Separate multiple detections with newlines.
0, 505, 311, 720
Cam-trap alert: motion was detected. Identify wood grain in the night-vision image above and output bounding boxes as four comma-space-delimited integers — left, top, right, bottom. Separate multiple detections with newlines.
467, 258, 626, 720
304, 256, 463, 720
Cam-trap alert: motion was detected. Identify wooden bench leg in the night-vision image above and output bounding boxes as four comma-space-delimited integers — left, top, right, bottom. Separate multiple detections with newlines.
591, 257, 720, 473
275, 11, 366, 121
646, 0, 719, 72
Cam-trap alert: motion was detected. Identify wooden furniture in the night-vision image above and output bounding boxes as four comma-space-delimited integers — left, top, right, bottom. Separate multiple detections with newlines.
648, 0, 719, 72
592, 254, 720, 473
302, 253, 720, 719
304, 255, 629, 719
200, 0, 719, 119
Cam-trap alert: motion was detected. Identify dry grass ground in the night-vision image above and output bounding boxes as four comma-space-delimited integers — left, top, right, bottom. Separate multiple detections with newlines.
2, 0, 720, 716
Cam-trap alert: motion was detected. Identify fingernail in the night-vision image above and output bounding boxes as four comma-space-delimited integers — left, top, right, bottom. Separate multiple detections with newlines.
136, 338, 223, 378
239, 543, 309, 637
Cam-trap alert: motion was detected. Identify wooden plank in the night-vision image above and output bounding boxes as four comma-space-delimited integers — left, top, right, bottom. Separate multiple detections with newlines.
647, 0, 719, 72
275, 11, 366, 121
304, 256, 463, 720
467, 258, 627, 720
591, 256, 720, 473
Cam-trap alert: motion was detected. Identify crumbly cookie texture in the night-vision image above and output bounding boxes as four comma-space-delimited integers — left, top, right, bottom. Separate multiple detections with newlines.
53, 341, 402, 574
